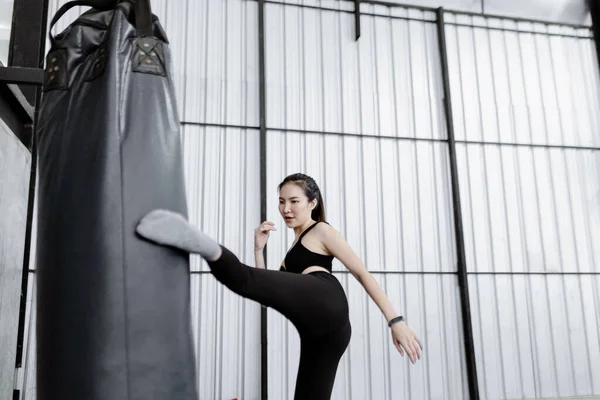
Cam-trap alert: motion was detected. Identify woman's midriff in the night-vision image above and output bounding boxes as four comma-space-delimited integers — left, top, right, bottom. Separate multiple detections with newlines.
302, 266, 331, 275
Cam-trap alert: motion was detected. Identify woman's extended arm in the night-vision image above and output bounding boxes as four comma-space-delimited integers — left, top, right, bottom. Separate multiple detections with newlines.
319, 223, 423, 363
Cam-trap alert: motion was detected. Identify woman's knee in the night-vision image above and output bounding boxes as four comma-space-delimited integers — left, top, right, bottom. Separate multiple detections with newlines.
207, 246, 249, 293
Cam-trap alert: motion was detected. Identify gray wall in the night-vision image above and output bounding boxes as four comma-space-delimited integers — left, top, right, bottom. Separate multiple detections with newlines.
0, 118, 31, 399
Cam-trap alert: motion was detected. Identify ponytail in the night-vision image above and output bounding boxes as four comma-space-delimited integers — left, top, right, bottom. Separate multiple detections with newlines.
312, 189, 326, 222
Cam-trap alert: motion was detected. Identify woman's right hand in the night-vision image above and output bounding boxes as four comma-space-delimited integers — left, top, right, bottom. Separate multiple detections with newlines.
254, 221, 276, 251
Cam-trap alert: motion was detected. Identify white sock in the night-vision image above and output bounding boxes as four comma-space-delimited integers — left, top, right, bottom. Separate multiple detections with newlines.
136, 209, 222, 261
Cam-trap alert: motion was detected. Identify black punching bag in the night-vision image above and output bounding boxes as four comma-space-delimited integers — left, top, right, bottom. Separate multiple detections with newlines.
35, 1, 197, 399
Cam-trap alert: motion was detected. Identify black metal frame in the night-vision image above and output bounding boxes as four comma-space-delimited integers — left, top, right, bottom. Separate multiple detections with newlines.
189, 269, 600, 276
360, 0, 590, 28
0, 78, 35, 148
436, 8, 480, 399
354, 0, 361, 40
258, 0, 269, 398
3, 1, 598, 400
0, 67, 45, 86
0, 3, 49, 400
178, 124, 600, 151
590, 0, 600, 70
7, 0, 50, 102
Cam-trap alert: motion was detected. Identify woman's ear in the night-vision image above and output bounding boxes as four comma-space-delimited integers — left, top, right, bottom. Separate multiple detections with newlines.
309, 199, 317, 210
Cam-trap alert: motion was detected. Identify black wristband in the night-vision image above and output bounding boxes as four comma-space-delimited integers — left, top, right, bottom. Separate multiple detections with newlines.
388, 316, 404, 327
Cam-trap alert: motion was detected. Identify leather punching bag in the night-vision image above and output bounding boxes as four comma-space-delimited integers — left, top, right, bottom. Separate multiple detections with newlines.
35, 1, 197, 399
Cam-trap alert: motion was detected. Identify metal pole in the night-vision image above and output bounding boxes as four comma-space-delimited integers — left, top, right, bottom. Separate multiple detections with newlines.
8, 0, 49, 383
0, 67, 45, 85
590, 0, 600, 71
358, 0, 590, 29
435, 7, 480, 400
7, 0, 49, 104
258, 0, 268, 398
354, 0, 361, 40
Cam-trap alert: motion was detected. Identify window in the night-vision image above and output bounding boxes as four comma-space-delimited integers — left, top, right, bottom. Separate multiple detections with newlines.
0, 0, 15, 65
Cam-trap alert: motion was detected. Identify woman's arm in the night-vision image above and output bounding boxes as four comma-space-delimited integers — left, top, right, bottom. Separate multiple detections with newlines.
319, 224, 399, 321
254, 221, 275, 269
254, 249, 266, 269
318, 223, 423, 363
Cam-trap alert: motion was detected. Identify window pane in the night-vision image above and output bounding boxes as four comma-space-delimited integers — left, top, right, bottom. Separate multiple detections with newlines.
0, 0, 15, 65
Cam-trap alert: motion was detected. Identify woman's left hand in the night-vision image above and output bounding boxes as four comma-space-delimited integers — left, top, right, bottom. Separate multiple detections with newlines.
391, 322, 423, 364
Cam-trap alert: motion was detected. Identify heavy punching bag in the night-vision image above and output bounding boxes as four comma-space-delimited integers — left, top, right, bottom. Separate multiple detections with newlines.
35, 1, 197, 399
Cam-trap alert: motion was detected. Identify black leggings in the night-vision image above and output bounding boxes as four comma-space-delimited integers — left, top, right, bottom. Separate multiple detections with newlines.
208, 246, 352, 400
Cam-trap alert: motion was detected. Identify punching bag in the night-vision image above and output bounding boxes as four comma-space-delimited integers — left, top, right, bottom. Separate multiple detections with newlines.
35, 1, 197, 399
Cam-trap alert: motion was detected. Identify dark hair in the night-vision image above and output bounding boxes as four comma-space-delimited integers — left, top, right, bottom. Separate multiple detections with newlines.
278, 173, 326, 222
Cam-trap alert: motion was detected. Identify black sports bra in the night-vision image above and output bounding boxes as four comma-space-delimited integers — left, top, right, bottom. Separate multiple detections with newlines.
280, 222, 333, 274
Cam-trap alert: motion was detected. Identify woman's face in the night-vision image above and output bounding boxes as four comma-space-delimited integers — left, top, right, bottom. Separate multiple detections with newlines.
278, 183, 316, 228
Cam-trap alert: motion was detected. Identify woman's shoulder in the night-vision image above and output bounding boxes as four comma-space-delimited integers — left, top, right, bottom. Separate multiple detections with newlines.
312, 221, 348, 255
313, 221, 337, 236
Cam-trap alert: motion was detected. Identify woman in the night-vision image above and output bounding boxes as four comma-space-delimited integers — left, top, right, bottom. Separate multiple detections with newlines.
136, 173, 423, 399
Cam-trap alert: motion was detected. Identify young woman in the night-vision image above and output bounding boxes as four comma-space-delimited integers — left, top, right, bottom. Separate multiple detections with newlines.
135, 173, 423, 400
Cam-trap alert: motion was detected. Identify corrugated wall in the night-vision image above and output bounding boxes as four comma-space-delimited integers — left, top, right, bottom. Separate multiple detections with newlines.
172, 0, 262, 395
14, 169, 37, 400
0, 120, 31, 399
182, 125, 262, 400
14, 273, 36, 400
445, 11, 600, 400
264, 3, 468, 399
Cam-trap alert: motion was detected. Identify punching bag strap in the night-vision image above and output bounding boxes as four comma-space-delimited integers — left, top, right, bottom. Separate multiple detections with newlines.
134, 0, 154, 38
131, 0, 164, 75
49, 0, 118, 42
49, 0, 154, 41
